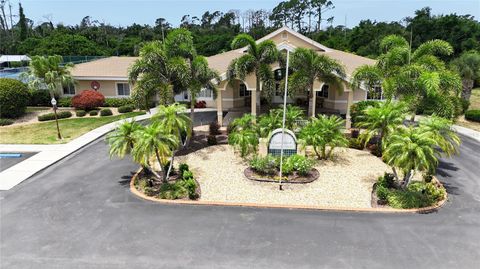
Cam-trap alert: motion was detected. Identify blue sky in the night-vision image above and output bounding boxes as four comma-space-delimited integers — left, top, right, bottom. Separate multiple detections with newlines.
16, 0, 480, 27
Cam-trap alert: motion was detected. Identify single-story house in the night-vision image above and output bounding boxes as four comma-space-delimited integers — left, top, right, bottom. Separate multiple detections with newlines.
69, 27, 382, 127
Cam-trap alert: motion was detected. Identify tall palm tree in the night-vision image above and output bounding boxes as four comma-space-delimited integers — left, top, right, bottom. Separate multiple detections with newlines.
153, 103, 192, 179
352, 35, 462, 120
289, 48, 346, 117
419, 116, 461, 157
383, 126, 439, 188
356, 101, 406, 152
227, 33, 279, 114
451, 51, 480, 102
106, 120, 144, 159
132, 122, 179, 182
299, 115, 348, 160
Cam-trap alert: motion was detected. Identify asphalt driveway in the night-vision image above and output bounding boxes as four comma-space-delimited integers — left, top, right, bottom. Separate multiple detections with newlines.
0, 135, 479, 268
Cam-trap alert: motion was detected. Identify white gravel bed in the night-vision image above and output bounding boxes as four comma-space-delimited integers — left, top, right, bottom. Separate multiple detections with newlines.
177, 145, 392, 208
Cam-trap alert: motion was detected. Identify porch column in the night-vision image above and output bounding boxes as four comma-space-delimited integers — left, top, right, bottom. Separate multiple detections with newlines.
311, 93, 316, 117
216, 88, 223, 126
345, 90, 353, 129
251, 89, 257, 119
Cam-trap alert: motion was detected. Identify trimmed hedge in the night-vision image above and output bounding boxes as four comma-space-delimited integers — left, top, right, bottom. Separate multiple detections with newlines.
58, 97, 72, 107
100, 108, 113, 116
104, 97, 134, 107
465, 110, 480, 122
89, 110, 99, 116
75, 110, 87, 117
0, 78, 30, 118
72, 90, 105, 110
38, 111, 72, 121
118, 105, 134, 113
0, 118, 14, 126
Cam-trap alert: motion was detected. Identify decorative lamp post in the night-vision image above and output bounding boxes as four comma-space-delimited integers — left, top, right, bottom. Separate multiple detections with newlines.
51, 97, 62, 139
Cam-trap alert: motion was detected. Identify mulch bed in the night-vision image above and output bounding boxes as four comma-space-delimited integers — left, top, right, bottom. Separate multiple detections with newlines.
244, 167, 319, 184
135, 169, 202, 200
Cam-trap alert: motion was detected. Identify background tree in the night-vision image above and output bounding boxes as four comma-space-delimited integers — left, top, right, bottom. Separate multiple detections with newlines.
450, 51, 480, 102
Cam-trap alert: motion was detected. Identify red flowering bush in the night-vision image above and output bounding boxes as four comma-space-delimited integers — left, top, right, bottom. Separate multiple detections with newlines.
72, 90, 105, 110
194, 100, 206, 108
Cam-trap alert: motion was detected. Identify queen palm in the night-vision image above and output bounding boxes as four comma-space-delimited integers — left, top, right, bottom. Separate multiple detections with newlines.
227, 33, 279, 115
299, 115, 348, 160
153, 103, 192, 179
289, 48, 346, 117
106, 120, 144, 159
356, 101, 406, 152
383, 126, 439, 188
352, 35, 462, 120
419, 116, 460, 157
228, 129, 259, 158
132, 122, 179, 182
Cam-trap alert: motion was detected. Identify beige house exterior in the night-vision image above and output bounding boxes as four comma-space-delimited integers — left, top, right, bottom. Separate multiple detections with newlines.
70, 27, 378, 127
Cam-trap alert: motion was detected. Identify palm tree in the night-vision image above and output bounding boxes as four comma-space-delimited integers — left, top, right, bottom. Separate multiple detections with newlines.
451, 51, 480, 102
299, 115, 348, 160
419, 116, 461, 157
153, 103, 192, 179
258, 105, 305, 137
228, 129, 259, 158
356, 101, 406, 152
352, 35, 462, 120
383, 126, 439, 188
227, 33, 279, 114
132, 122, 179, 182
289, 48, 346, 117
106, 120, 144, 159
228, 113, 257, 133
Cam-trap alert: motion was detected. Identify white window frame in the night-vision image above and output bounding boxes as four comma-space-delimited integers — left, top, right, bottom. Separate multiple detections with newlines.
116, 82, 131, 96
366, 86, 384, 100
316, 84, 329, 98
62, 84, 76, 96
239, 83, 251, 97
197, 88, 213, 100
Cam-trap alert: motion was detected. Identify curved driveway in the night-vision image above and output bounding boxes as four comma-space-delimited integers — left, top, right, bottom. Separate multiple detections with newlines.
1, 135, 479, 268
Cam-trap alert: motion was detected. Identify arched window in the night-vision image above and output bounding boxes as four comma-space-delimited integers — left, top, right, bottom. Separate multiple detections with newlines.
239, 83, 250, 97
316, 84, 329, 98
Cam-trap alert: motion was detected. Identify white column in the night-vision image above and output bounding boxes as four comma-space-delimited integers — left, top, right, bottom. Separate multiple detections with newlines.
345, 90, 353, 129
216, 88, 223, 126
251, 89, 257, 121
311, 92, 316, 117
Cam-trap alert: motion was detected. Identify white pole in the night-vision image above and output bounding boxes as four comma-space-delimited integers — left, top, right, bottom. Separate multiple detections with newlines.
279, 50, 290, 191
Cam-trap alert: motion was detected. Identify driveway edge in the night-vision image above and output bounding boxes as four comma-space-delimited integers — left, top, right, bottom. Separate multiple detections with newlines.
130, 168, 448, 214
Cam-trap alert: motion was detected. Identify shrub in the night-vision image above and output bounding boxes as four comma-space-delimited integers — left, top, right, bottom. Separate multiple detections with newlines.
424, 182, 446, 202
118, 105, 134, 113
57, 97, 72, 107
89, 110, 99, 116
465, 110, 480, 122
350, 100, 381, 126
194, 100, 206, 108
38, 111, 72, 121
285, 154, 314, 175
460, 99, 470, 114
75, 110, 86, 117
71, 90, 105, 110
104, 97, 134, 107
0, 118, 14, 126
376, 184, 389, 201
250, 155, 278, 175
349, 137, 364, 150
183, 178, 198, 200
209, 121, 221, 135
0, 78, 30, 118
100, 108, 113, 116
179, 163, 189, 176
158, 181, 188, 200
28, 89, 51, 106
182, 170, 194, 181
207, 135, 217, 145
377, 173, 395, 188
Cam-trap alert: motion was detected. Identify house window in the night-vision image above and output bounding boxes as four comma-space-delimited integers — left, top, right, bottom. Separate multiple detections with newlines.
367, 86, 383, 100
117, 83, 130, 96
63, 84, 75, 95
183, 91, 189, 100
239, 83, 250, 97
316, 84, 329, 98
198, 88, 213, 98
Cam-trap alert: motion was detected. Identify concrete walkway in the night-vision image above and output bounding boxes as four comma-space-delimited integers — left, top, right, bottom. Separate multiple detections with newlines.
0, 110, 155, 190
453, 124, 480, 142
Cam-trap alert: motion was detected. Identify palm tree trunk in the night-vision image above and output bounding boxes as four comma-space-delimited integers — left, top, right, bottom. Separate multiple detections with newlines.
327, 146, 334, 159
166, 154, 175, 180
308, 84, 314, 117
391, 167, 400, 182
402, 169, 414, 188
461, 78, 474, 101
313, 147, 321, 160
255, 75, 261, 115
154, 148, 167, 183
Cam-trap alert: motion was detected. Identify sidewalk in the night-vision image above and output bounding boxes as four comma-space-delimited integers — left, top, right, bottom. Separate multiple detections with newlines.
453, 124, 480, 142
0, 109, 155, 190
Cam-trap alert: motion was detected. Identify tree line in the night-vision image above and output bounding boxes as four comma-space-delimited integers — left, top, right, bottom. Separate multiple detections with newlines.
0, 0, 479, 59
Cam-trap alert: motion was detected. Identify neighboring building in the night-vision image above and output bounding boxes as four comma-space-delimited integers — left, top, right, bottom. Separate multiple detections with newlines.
70, 27, 381, 127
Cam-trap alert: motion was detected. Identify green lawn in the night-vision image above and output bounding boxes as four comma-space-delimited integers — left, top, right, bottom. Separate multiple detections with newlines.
470, 88, 480, 110
0, 112, 145, 144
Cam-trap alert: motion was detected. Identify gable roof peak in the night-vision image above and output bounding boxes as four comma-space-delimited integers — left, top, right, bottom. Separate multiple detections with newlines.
256, 26, 332, 52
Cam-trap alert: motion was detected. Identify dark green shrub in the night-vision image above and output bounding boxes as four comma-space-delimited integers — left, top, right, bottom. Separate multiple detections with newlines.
179, 163, 189, 176
377, 173, 395, 188
424, 182, 446, 202
100, 108, 113, 116
28, 89, 51, 106
89, 110, 98, 116
182, 170, 194, 181
207, 135, 217, 145
183, 178, 198, 200
118, 105, 134, 113
209, 121, 221, 135
465, 110, 480, 122
350, 100, 381, 126
250, 155, 278, 175
285, 154, 314, 175
460, 99, 470, 114
349, 137, 364, 150
158, 181, 188, 200
376, 184, 389, 201
0, 118, 14, 126
38, 111, 72, 121
0, 78, 30, 118
75, 110, 86, 117
104, 97, 134, 107
57, 97, 72, 107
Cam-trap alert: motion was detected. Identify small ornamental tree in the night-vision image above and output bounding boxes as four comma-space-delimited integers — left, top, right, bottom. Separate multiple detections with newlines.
72, 90, 105, 110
